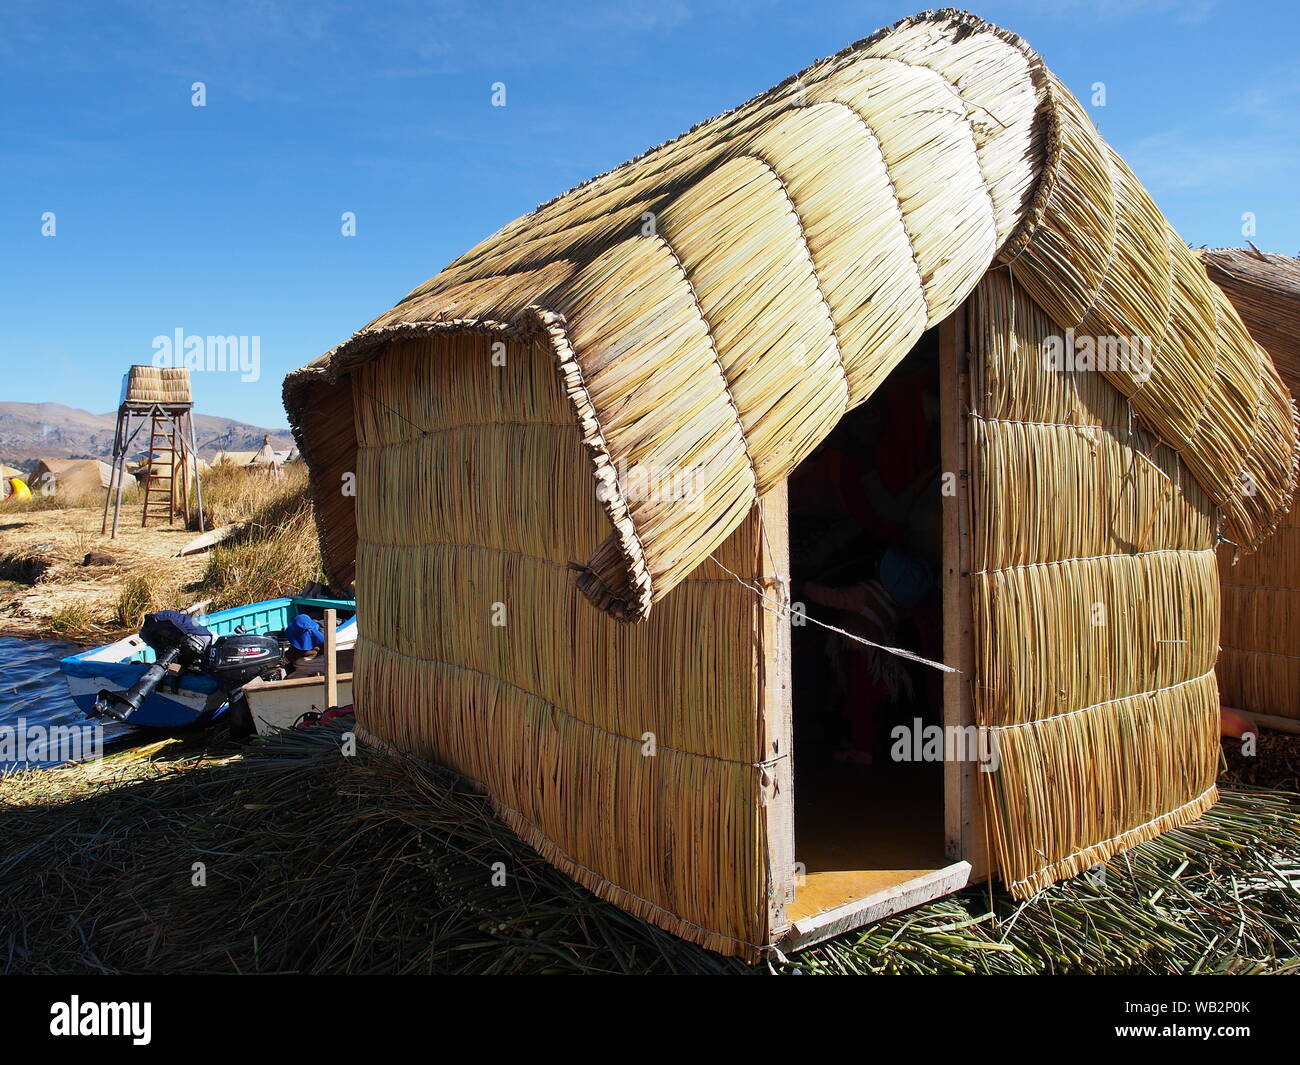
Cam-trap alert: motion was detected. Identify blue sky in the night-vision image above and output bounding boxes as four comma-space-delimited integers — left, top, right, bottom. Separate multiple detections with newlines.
2, 0, 1296, 428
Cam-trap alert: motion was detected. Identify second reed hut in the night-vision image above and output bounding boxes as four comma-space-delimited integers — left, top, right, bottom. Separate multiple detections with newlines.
1204, 248, 1300, 731
286, 11, 1299, 958
27, 458, 113, 497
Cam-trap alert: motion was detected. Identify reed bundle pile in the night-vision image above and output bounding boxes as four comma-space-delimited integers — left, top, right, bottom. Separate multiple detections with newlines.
2, 728, 1298, 974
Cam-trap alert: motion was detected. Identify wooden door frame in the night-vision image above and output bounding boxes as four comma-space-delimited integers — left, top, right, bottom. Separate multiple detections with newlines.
940, 307, 988, 881
766, 310, 984, 951
757, 481, 796, 941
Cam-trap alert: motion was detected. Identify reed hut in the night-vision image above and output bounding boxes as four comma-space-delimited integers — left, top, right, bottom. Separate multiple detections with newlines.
284, 10, 1299, 958
1204, 248, 1300, 731
211, 450, 259, 467
27, 458, 113, 497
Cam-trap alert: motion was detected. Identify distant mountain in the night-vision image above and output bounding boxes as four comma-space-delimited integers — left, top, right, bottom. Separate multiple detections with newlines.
0, 402, 295, 469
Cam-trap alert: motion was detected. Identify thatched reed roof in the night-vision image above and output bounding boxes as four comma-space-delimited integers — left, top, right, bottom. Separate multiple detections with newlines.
1203, 248, 1300, 391
286, 8, 1299, 621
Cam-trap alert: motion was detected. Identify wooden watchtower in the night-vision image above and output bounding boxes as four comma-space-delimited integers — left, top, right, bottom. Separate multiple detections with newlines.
102, 366, 206, 537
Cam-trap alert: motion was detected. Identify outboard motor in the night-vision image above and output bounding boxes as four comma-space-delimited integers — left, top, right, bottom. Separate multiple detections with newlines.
94, 611, 288, 726
93, 611, 214, 722
205, 633, 288, 739
205, 634, 284, 693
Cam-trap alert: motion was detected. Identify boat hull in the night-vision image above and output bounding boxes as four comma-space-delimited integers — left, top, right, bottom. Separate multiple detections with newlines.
60, 637, 223, 729
59, 596, 358, 732
242, 672, 354, 735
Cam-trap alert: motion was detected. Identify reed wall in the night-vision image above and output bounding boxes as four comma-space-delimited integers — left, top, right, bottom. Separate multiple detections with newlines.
1217, 505, 1300, 720
351, 333, 781, 958
967, 271, 1220, 897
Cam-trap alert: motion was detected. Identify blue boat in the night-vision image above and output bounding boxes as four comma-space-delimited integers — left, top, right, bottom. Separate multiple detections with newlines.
60, 596, 357, 729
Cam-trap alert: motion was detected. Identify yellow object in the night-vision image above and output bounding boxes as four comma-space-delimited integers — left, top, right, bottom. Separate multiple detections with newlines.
7, 478, 30, 500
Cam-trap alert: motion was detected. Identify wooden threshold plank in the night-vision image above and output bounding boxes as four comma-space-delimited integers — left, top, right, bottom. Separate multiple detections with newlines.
778, 861, 972, 951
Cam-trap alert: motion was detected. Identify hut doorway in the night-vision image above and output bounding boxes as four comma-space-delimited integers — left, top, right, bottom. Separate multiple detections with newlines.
784, 327, 959, 932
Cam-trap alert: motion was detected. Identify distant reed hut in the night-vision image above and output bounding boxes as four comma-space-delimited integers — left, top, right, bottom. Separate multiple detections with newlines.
1204, 248, 1300, 731
212, 439, 295, 472
211, 450, 258, 467
27, 458, 113, 497
285, 11, 1299, 958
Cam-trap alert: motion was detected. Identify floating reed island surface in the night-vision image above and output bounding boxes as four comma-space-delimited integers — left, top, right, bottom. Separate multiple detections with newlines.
2, 725, 1299, 976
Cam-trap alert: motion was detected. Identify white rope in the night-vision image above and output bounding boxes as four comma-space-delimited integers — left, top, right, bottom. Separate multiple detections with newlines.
708, 553, 959, 674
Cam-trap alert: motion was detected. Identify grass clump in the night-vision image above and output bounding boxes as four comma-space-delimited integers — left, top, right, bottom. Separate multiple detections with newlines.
46, 600, 105, 642
193, 466, 321, 610
114, 572, 165, 631
197, 463, 307, 529
2, 485, 141, 513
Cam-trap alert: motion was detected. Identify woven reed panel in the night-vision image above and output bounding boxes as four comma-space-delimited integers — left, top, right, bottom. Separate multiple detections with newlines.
968, 271, 1220, 897
352, 333, 779, 957
287, 10, 1296, 621
125, 365, 191, 404
1205, 250, 1300, 720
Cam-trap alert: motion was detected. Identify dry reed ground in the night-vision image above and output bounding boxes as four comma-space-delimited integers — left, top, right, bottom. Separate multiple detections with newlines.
2, 725, 1298, 975
0, 464, 319, 642
0, 509, 204, 641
